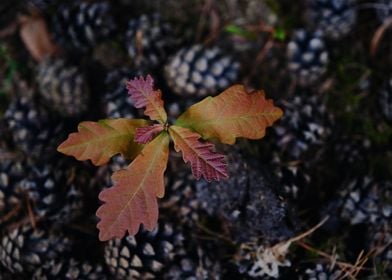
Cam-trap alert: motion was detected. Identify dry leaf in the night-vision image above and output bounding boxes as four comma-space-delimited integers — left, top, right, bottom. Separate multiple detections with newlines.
19, 15, 58, 62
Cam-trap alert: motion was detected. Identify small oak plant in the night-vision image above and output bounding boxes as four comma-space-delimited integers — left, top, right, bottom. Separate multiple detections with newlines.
57, 75, 283, 241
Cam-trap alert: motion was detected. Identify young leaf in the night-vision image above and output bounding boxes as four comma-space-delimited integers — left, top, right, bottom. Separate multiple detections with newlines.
57, 119, 149, 166
175, 85, 283, 145
134, 124, 165, 144
126, 75, 167, 123
96, 132, 170, 241
169, 125, 228, 182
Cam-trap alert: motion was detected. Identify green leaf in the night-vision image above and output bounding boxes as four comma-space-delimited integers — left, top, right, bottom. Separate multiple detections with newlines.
273, 27, 286, 41
224, 24, 257, 40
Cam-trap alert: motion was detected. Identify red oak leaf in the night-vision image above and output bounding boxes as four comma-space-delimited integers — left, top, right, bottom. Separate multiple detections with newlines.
96, 132, 170, 241
126, 75, 167, 123
168, 125, 228, 182
134, 124, 165, 144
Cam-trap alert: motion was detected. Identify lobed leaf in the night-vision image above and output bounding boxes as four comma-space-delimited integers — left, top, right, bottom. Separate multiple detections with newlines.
96, 132, 170, 241
134, 124, 165, 144
57, 118, 148, 166
175, 85, 283, 144
169, 125, 228, 182
126, 75, 167, 123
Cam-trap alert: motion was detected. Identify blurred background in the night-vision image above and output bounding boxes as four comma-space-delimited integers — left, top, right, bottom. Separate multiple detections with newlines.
0, 0, 391, 279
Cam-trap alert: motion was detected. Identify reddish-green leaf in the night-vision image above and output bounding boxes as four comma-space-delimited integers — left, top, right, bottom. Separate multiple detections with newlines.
169, 125, 228, 182
175, 85, 283, 144
57, 119, 149, 166
96, 132, 170, 241
126, 75, 167, 123
134, 124, 165, 144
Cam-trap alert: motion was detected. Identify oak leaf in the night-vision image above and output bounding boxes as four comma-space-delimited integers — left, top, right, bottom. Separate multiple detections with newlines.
57, 119, 149, 166
135, 124, 165, 144
96, 132, 170, 241
126, 75, 167, 123
176, 85, 283, 144
169, 125, 228, 182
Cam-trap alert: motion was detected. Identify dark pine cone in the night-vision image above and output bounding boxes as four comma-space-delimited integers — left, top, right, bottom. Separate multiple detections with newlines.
16, 158, 84, 225
338, 177, 392, 225
287, 29, 329, 87
104, 221, 184, 279
161, 168, 201, 227
32, 258, 109, 280
0, 223, 73, 276
299, 263, 344, 279
272, 153, 312, 202
0, 156, 25, 226
332, 134, 372, 166
36, 56, 90, 118
164, 45, 240, 98
271, 93, 332, 162
52, 2, 116, 52
125, 13, 178, 68
163, 244, 222, 280
306, 0, 357, 40
4, 96, 65, 159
